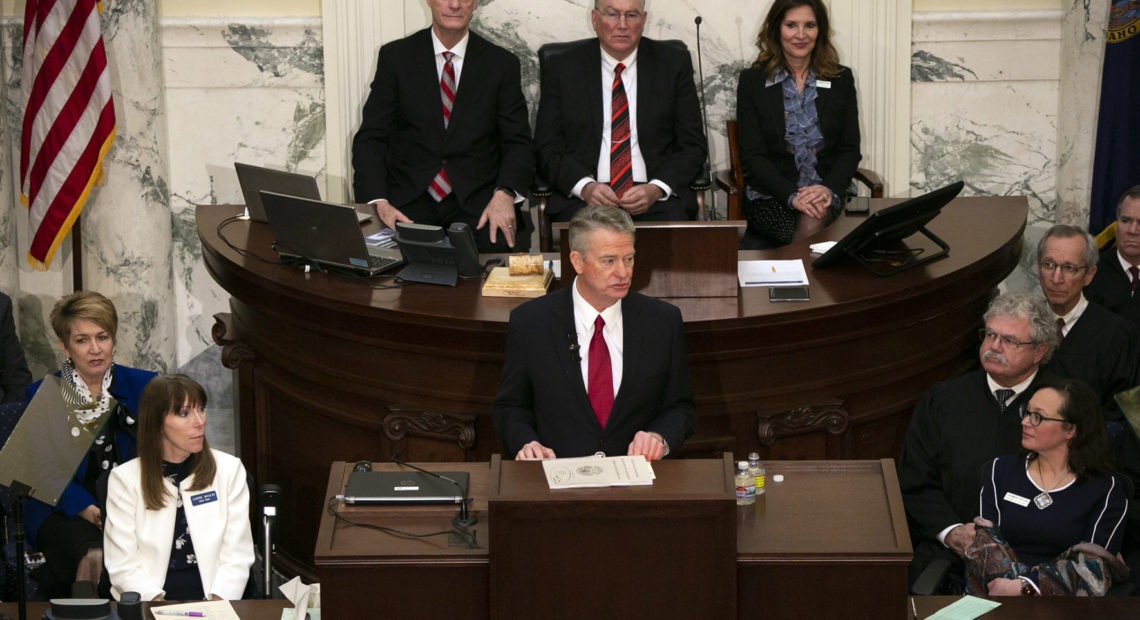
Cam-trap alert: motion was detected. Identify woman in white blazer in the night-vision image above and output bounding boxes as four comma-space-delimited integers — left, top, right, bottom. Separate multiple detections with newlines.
104, 374, 254, 601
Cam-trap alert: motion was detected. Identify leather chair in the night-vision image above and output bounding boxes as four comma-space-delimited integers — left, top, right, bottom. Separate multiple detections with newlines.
714, 119, 884, 221
530, 40, 713, 252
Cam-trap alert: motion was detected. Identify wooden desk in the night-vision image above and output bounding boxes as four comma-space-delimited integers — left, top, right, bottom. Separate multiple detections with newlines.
0, 600, 292, 619
315, 458, 911, 620
912, 595, 1140, 618
199, 196, 1024, 578
737, 460, 912, 619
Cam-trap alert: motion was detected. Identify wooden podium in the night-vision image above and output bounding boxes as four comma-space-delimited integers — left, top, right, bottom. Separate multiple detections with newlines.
488, 456, 737, 619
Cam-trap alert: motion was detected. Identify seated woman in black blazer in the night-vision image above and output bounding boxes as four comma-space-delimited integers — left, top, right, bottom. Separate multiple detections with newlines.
735, 0, 862, 246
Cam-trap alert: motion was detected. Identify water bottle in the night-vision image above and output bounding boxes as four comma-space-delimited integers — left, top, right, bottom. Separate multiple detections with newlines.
735, 460, 756, 505
748, 452, 766, 495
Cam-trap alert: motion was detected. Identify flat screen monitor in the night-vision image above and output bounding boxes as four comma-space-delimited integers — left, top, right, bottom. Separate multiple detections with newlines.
811, 180, 964, 276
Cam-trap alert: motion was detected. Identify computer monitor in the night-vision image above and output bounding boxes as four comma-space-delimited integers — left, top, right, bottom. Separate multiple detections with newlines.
811, 180, 965, 276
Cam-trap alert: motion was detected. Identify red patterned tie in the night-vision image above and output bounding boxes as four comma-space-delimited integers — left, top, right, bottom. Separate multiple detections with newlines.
587, 315, 614, 428
428, 51, 456, 202
609, 63, 633, 198
1130, 266, 1139, 296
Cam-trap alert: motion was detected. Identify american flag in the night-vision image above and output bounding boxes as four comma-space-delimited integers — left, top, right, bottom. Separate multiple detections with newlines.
19, 0, 115, 270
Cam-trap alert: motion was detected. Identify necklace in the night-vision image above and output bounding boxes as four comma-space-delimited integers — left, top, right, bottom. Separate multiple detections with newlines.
1032, 458, 1073, 510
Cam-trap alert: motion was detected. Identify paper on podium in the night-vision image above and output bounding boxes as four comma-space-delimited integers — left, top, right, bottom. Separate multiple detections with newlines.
151, 600, 238, 619
279, 575, 320, 619
737, 260, 809, 287
542, 455, 656, 489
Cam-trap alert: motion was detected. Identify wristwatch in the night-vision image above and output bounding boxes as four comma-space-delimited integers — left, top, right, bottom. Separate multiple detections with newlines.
1020, 579, 1038, 596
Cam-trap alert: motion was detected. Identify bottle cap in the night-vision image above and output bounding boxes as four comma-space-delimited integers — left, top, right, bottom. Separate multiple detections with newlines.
737, 461, 748, 469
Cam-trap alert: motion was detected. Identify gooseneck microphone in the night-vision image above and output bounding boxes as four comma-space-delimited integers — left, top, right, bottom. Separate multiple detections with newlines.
391, 456, 477, 528
258, 484, 282, 598
694, 15, 717, 219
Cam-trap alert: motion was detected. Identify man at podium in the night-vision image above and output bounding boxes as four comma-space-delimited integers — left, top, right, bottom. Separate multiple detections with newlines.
492, 205, 696, 460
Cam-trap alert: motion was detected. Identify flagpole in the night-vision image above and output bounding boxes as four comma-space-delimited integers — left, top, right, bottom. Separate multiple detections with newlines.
72, 219, 83, 292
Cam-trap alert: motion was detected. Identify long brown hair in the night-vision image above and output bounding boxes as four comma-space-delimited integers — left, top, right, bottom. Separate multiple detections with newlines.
752, 0, 841, 79
138, 374, 217, 510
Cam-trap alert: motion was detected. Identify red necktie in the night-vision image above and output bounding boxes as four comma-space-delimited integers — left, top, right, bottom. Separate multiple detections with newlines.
587, 315, 614, 428
1130, 266, 1138, 296
609, 63, 633, 198
427, 51, 456, 202
1056, 317, 1065, 344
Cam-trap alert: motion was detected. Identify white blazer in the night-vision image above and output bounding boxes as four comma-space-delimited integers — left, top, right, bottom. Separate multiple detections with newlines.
104, 450, 255, 601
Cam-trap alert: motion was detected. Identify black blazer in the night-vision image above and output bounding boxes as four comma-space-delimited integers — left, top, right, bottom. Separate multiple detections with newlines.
351, 28, 534, 216
735, 64, 861, 206
533, 38, 707, 217
492, 286, 697, 458
1085, 249, 1140, 327
0, 292, 31, 404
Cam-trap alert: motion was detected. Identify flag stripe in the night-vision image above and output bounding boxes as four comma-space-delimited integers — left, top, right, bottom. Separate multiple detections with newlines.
20, 0, 115, 270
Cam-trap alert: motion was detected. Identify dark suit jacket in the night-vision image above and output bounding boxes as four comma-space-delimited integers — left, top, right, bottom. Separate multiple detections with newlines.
0, 292, 32, 404
735, 65, 861, 206
351, 28, 534, 217
1085, 249, 1140, 326
533, 38, 707, 217
492, 286, 697, 458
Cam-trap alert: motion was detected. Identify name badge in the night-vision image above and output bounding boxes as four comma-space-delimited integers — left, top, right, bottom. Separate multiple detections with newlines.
191, 491, 218, 506
1003, 492, 1030, 507
816, 80, 832, 89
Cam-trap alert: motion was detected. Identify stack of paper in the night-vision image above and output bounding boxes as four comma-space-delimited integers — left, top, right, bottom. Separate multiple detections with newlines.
542, 455, 656, 489
737, 259, 809, 287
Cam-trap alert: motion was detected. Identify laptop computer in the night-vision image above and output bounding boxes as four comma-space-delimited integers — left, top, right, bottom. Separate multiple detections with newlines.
260, 191, 403, 276
342, 470, 469, 505
234, 162, 370, 224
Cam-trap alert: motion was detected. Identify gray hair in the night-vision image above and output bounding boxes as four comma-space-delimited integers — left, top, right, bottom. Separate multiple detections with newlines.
1118, 185, 1140, 216
568, 204, 635, 255
1036, 224, 1098, 268
983, 292, 1058, 364
594, 0, 647, 10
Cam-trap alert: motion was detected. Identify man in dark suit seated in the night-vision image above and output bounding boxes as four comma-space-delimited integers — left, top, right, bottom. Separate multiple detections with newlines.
533, 0, 707, 223
352, 0, 534, 252
492, 205, 697, 460
1, 291, 32, 405
1036, 224, 1139, 411
899, 292, 1058, 588
1086, 185, 1140, 326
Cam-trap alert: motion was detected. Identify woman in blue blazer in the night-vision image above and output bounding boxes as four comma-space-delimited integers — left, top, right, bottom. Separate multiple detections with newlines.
24, 291, 156, 598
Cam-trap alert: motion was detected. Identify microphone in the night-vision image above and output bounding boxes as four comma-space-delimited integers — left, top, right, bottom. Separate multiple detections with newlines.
390, 456, 477, 528
694, 14, 717, 219
567, 331, 580, 362
258, 484, 282, 599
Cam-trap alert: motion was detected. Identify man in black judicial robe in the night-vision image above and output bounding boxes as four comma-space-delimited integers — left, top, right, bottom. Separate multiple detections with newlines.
1085, 186, 1140, 326
899, 293, 1058, 587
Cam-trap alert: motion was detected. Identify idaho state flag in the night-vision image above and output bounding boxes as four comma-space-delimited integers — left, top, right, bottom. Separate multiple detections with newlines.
19, 0, 116, 270
1090, 1, 1140, 235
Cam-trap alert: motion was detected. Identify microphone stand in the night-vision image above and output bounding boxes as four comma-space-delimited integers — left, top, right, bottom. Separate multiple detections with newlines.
259, 484, 282, 599
694, 15, 718, 220
11, 480, 31, 620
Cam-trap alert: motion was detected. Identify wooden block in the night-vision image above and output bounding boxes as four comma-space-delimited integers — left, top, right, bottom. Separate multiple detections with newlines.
482, 267, 553, 298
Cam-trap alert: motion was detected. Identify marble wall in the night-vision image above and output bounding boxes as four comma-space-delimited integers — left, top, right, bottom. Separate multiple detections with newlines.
0, 2, 1110, 428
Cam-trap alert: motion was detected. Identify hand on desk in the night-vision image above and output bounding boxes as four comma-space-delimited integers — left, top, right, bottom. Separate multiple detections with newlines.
628, 431, 667, 461
987, 577, 1024, 596
792, 184, 831, 219
516, 441, 556, 460
372, 199, 412, 230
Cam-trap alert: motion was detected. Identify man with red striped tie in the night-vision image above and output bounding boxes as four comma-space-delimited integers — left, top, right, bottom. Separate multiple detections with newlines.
353, 0, 534, 252
1086, 186, 1140, 327
535, 0, 708, 224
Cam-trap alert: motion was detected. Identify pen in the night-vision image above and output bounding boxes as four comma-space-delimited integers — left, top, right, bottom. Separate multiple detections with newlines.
154, 612, 205, 618
910, 596, 918, 619
744, 280, 803, 285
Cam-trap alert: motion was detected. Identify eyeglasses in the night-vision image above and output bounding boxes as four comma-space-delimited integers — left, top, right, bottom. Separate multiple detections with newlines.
1018, 406, 1068, 427
979, 328, 1036, 349
596, 9, 644, 23
1038, 259, 1089, 278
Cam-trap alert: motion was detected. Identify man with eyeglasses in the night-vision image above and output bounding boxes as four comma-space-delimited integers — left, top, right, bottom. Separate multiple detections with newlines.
1086, 185, 1140, 326
534, 0, 707, 223
899, 292, 1057, 590
1035, 224, 1139, 412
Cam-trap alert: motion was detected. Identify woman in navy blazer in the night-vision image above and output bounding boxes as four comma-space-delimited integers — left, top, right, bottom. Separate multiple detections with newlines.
736, 0, 861, 246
